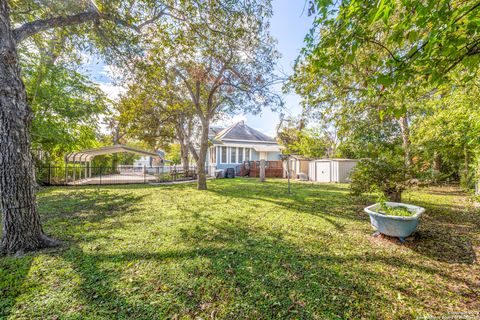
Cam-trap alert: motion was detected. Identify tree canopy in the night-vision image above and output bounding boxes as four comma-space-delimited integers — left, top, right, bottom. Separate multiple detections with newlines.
116, 0, 280, 189
304, 0, 480, 97
288, 0, 480, 197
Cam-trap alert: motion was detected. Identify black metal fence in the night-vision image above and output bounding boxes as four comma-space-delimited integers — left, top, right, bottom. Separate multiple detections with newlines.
36, 165, 197, 186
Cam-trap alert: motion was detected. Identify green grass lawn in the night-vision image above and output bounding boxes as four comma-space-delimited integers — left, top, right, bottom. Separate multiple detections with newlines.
1, 179, 479, 319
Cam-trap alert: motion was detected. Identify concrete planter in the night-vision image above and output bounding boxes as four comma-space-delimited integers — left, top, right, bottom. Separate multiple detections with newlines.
364, 202, 425, 242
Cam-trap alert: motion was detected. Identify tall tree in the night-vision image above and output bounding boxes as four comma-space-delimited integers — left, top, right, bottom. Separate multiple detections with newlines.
21, 42, 108, 163
126, 0, 279, 190
295, 0, 480, 166
0, 0, 172, 254
116, 80, 196, 173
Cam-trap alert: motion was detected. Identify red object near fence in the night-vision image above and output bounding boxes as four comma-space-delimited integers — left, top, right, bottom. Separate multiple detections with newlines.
241, 161, 283, 178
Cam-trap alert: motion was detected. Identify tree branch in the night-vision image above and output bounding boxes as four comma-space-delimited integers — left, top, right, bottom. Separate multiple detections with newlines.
13, 11, 143, 43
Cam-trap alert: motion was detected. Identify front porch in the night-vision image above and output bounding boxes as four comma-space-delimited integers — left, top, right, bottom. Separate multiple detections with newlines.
208, 160, 284, 178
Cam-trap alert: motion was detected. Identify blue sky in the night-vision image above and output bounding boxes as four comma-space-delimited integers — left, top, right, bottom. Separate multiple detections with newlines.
242, 0, 313, 136
83, 0, 313, 137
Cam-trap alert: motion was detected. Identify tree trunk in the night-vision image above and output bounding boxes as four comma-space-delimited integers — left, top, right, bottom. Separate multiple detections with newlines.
175, 120, 194, 173
398, 116, 412, 170
432, 152, 441, 174
476, 156, 480, 196
180, 140, 190, 173
463, 146, 469, 186
259, 159, 266, 182
196, 118, 210, 190
384, 189, 402, 202
176, 127, 190, 173
0, 2, 59, 254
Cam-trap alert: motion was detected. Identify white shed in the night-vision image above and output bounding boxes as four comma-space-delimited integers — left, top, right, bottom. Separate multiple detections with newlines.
308, 159, 358, 183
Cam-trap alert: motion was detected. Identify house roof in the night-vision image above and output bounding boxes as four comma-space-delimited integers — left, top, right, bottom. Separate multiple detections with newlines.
312, 158, 359, 162
215, 121, 276, 143
209, 126, 224, 138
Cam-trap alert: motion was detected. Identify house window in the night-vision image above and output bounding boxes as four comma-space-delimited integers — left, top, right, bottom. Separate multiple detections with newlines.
230, 147, 237, 164
210, 147, 216, 164
238, 148, 243, 163
221, 146, 227, 163
245, 148, 250, 161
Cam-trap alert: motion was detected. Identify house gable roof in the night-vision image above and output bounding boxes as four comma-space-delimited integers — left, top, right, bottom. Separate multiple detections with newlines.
209, 126, 224, 138
215, 121, 276, 143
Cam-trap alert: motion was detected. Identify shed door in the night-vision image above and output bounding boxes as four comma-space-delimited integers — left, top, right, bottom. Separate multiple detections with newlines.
315, 161, 331, 182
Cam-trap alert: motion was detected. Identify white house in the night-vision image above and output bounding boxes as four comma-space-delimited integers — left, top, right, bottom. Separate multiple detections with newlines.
206, 121, 284, 176
133, 150, 167, 167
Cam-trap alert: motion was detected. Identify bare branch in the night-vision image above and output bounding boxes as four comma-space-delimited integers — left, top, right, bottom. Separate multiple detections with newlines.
13, 10, 146, 43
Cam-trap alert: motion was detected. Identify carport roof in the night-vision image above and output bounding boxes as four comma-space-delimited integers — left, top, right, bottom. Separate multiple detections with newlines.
65, 144, 161, 162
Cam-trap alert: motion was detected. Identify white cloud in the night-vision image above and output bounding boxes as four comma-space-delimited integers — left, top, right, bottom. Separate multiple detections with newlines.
98, 83, 126, 101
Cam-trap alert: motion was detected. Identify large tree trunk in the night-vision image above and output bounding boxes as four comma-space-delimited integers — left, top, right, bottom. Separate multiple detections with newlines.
0, 2, 58, 254
196, 118, 210, 190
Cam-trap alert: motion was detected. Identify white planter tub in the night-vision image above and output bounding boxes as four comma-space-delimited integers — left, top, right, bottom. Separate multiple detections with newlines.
364, 202, 425, 242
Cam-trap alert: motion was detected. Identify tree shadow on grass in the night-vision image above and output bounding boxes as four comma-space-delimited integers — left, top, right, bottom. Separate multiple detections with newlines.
403, 198, 479, 265
3, 181, 478, 318
57, 223, 388, 319
37, 188, 147, 242
209, 179, 478, 265
206, 179, 370, 232
0, 188, 146, 319
54, 217, 477, 319
176, 218, 479, 316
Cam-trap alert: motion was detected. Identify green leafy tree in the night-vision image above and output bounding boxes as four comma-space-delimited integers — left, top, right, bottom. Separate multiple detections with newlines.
305, 0, 480, 93
22, 56, 107, 164
292, 0, 480, 196
410, 83, 480, 188
278, 124, 331, 158
350, 153, 407, 201
165, 144, 182, 165
0, 0, 198, 254
116, 64, 197, 173
125, 1, 280, 190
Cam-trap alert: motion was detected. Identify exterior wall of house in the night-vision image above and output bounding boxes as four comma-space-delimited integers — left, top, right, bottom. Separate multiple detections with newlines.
133, 156, 152, 167
207, 143, 282, 174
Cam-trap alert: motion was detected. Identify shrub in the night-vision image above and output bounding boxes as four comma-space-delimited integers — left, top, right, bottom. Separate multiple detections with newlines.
350, 156, 407, 201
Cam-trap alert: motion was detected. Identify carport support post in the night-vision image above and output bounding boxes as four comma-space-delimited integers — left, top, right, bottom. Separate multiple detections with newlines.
89, 161, 92, 178
65, 161, 68, 184
72, 160, 76, 182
